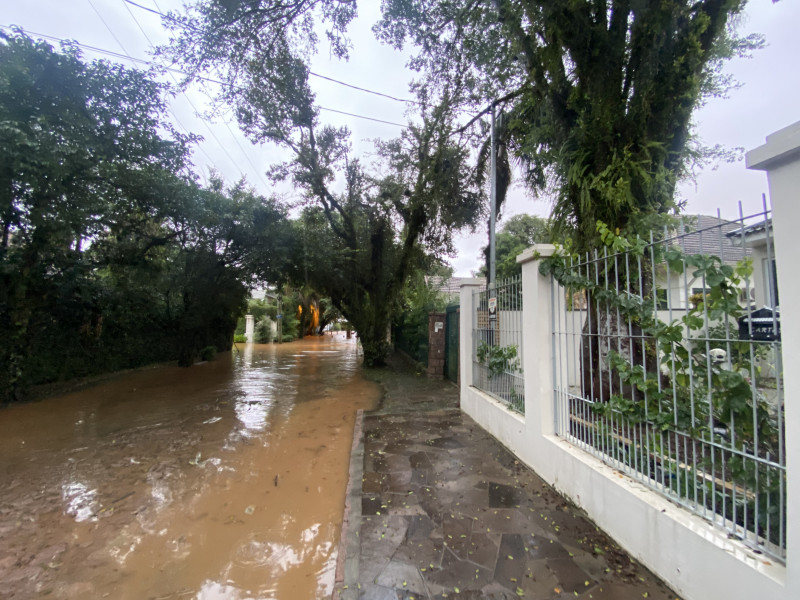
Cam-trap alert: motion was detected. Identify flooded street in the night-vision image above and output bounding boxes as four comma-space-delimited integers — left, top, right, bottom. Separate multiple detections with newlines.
0, 336, 378, 599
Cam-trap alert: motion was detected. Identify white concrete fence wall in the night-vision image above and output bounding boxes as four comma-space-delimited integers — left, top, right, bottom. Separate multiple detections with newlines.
459, 120, 800, 600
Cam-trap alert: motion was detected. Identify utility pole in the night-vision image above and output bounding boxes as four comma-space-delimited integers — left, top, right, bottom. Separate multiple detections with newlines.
488, 102, 498, 340
489, 103, 497, 290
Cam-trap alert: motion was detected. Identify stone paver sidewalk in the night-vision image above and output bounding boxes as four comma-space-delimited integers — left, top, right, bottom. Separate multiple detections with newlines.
335, 357, 679, 600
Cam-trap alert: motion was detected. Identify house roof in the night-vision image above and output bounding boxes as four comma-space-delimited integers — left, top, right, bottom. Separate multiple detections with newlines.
674, 215, 750, 264
725, 218, 772, 246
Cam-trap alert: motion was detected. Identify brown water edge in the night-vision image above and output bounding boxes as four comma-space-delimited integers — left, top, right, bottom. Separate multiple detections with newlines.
0, 335, 378, 599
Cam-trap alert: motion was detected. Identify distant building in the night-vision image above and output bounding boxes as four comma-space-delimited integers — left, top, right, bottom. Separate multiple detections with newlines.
656, 215, 752, 311
727, 218, 778, 310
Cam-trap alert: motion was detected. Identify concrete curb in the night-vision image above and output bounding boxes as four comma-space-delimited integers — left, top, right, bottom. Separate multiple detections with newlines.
332, 408, 364, 600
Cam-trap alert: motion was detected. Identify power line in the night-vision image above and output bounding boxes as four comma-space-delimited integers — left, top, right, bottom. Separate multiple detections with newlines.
118, 0, 270, 188
1, 25, 409, 132
121, 0, 424, 107
318, 107, 406, 128
87, 0, 130, 55
80, 3, 221, 183
144, 0, 271, 187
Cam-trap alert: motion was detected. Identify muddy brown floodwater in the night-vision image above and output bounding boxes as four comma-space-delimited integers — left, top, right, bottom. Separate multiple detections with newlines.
0, 336, 378, 599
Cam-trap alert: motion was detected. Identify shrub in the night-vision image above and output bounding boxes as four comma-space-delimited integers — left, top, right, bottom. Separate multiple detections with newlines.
233, 334, 247, 343
255, 318, 273, 343
199, 346, 217, 361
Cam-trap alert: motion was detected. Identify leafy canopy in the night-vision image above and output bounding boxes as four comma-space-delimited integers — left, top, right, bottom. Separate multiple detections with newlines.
375, 0, 759, 248
161, 1, 486, 366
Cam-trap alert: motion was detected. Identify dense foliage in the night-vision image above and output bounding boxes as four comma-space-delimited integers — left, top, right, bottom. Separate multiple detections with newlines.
376, 0, 757, 248
0, 33, 288, 402
393, 264, 452, 365
162, 1, 486, 366
479, 214, 553, 280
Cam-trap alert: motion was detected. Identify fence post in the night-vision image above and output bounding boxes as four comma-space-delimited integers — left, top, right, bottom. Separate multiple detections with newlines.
747, 121, 800, 595
459, 280, 483, 395
426, 312, 446, 379
517, 244, 557, 436
244, 314, 255, 343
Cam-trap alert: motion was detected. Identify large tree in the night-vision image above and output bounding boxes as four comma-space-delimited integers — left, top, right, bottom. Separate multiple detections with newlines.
0, 33, 289, 400
376, 0, 758, 401
161, 1, 485, 366
376, 0, 757, 247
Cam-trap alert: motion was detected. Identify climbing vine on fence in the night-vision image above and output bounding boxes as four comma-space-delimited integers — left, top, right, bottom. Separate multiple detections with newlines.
539, 222, 779, 456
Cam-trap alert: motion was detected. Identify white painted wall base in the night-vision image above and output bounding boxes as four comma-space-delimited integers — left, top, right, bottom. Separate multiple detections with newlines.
461, 385, 787, 600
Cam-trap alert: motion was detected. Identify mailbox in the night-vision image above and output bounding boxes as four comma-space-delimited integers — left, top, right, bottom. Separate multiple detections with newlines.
738, 307, 780, 341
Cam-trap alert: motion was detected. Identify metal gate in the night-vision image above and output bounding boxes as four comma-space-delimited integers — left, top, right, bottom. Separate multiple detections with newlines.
444, 304, 459, 383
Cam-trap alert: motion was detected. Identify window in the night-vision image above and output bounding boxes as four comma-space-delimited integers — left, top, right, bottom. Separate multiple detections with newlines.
763, 258, 779, 308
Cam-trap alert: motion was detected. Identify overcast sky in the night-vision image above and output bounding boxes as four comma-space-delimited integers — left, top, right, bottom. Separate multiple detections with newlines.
3, 0, 798, 277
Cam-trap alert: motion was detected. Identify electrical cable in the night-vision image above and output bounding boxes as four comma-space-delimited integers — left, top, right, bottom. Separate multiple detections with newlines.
81, 3, 218, 182
1, 25, 410, 132
120, 0, 447, 110
119, 0, 267, 188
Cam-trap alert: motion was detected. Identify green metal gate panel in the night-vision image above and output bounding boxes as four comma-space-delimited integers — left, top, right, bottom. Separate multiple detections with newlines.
444, 305, 459, 383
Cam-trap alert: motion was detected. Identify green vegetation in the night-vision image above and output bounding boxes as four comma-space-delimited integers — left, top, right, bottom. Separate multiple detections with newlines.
393, 264, 452, 365
476, 342, 520, 380
2, 0, 762, 397
0, 33, 288, 402
161, 2, 486, 366
479, 214, 553, 280
376, 0, 758, 248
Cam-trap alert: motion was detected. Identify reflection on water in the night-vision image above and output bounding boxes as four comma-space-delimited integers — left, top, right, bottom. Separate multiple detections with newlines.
61, 481, 98, 523
0, 335, 376, 600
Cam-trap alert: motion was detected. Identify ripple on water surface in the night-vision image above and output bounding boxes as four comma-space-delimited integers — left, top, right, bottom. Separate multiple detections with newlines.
0, 336, 376, 600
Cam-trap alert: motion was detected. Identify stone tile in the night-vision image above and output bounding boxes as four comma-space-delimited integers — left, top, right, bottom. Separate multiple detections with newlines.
547, 557, 592, 593
350, 407, 677, 600
518, 558, 561, 597
456, 532, 498, 569
526, 535, 572, 560
494, 534, 527, 588
489, 482, 526, 508
375, 560, 427, 595
363, 495, 385, 516
428, 436, 465, 449
384, 492, 426, 516
355, 582, 397, 600
363, 471, 386, 493
570, 547, 612, 582
425, 546, 493, 592
406, 515, 436, 541
361, 515, 409, 565
470, 507, 542, 535
396, 590, 430, 600
575, 580, 678, 600
410, 468, 434, 488
359, 555, 392, 586
441, 514, 473, 554
392, 537, 444, 570
409, 452, 433, 469
374, 454, 412, 474
386, 470, 413, 492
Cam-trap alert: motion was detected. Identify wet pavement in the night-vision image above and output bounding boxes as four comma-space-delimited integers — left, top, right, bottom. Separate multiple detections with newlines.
337, 357, 679, 600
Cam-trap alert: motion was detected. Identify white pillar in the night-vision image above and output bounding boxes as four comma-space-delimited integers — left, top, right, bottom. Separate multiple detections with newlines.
517, 244, 557, 439
244, 314, 255, 343
458, 279, 483, 396
747, 121, 800, 596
